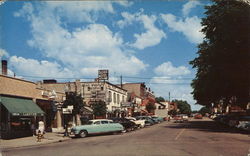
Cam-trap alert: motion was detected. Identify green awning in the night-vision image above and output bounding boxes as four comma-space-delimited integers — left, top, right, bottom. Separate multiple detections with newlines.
0, 96, 44, 116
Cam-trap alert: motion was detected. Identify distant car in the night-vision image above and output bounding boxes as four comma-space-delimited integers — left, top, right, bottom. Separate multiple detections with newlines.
194, 114, 203, 119
180, 114, 189, 121
174, 115, 184, 123
71, 119, 124, 138
125, 117, 145, 128
110, 117, 137, 132
136, 116, 155, 126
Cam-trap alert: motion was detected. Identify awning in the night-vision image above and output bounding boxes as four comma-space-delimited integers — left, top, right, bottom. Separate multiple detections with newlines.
0, 96, 44, 116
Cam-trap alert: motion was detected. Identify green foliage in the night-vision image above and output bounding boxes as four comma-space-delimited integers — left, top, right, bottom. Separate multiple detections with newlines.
192, 110, 199, 114
190, 0, 250, 108
91, 100, 107, 117
155, 96, 165, 103
172, 99, 192, 115
146, 102, 156, 113
168, 110, 177, 116
63, 92, 84, 115
199, 106, 212, 116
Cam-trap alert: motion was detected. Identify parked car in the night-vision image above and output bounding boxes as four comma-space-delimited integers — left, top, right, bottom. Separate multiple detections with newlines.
136, 116, 155, 126
110, 117, 137, 132
151, 116, 164, 123
125, 117, 145, 128
173, 115, 184, 123
194, 114, 203, 119
71, 119, 124, 138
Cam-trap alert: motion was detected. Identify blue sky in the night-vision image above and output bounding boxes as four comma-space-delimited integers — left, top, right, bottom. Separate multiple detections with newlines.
0, 0, 210, 110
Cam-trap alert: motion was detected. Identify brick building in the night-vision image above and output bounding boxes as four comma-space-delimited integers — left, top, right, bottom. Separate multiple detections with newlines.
0, 74, 65, 138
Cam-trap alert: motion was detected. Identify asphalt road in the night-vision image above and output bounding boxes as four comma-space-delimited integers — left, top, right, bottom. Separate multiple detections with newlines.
2, 118, 250, 156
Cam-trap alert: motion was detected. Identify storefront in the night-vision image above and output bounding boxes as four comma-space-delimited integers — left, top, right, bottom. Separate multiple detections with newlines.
0, 96, 44, 139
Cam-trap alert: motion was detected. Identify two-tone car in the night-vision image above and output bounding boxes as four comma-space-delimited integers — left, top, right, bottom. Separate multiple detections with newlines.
71, 119, 124, 138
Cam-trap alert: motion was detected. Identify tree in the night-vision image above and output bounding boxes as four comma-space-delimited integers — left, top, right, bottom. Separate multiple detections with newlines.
168, 110, 177, 116
63, 92, 84, 116
146, 102, 156, 114
190, 0, 250, 109
172, 99, 192, 115
199, 106, 212, 116
155, 96, 165, 103
63, 92, 84, 135
91, 100, 107, 117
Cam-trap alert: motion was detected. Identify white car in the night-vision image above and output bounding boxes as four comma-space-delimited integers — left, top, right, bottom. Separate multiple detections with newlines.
125, 117, 145, 128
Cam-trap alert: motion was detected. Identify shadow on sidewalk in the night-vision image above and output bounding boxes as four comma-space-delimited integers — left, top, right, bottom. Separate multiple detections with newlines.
166, 120, 250, 135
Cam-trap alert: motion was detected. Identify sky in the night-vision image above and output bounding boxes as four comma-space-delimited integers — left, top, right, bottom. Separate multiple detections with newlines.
0, 0, 210, 110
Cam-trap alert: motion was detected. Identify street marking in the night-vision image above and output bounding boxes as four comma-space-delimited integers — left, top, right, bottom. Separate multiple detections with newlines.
175, 128, 185, 140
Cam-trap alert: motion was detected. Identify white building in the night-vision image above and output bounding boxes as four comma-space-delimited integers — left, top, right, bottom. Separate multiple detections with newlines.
154, 102, 169, 118
81, 81, 127, 115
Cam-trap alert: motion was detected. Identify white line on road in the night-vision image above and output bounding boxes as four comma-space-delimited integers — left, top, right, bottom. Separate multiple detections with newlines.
175, 128, 185, 140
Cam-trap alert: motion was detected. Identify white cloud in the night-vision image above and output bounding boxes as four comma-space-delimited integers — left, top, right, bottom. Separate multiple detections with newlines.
161, 14, 203, 44
13, 2, 147, 78
117, 10, 166, 50
154, 61, 191, 76
149, 77, 201, 110
115, 1, 133, 7
182, 1, 201, 17
151, 61, 200, 110
0, 48, 9, 59
9, 56, 75, 78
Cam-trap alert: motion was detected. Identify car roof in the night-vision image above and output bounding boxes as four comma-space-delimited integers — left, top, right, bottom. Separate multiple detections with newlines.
90, 119, 113, 122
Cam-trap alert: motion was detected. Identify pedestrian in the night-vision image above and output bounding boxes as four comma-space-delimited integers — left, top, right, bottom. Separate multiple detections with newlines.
31, 122, 36, 136
38, 120, 45, 135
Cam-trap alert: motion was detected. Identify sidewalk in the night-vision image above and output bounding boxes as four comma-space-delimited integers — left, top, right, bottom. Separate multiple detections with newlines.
0, 132, 71, 150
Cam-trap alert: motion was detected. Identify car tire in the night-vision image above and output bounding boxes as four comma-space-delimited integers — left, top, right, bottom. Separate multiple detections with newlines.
122, 129, 127, 133
79, 130, 88, 138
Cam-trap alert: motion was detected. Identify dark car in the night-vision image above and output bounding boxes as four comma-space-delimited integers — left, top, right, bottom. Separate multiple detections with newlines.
110, 118, 137, 132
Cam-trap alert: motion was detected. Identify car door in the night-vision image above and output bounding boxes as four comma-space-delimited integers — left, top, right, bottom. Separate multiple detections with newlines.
100, 120, 110, 132
91, 121, 102, 134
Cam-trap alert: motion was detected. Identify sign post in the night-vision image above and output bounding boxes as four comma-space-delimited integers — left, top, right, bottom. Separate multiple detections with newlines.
98, 70, 109, 81
62, 106, 73, 137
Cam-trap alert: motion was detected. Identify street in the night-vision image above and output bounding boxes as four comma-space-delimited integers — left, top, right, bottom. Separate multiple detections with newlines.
2, 119, 250, 156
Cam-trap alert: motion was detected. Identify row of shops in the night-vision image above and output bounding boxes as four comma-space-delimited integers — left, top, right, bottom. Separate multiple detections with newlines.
0, 62, 159, 139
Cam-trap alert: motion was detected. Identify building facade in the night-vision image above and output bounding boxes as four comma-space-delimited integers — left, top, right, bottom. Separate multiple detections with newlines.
82, 81, 127, 117
0, 74, 65, 138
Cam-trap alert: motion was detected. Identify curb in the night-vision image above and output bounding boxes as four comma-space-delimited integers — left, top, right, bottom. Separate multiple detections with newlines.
1, 137, 71, 151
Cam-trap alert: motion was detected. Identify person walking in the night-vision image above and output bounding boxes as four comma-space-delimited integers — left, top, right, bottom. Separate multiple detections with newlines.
38, 120, 45, 135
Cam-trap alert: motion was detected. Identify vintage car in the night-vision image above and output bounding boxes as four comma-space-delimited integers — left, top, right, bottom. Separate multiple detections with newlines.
71, 119, 124, 138
151, 116, 164, 123
173, 115, 184, 123
136, 116, 156, 126
125, 117, 145, 128
110, 117, 137, 132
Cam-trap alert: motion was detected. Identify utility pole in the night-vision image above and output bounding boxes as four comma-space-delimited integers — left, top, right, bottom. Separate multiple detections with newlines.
169, 92, 170, 102
120, 75, 123, 89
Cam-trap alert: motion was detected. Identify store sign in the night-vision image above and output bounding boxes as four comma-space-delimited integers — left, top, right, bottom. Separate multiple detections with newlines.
121, 102, 132, 107
12, 113, 43, 116
62, 105, 73, 114
98, 70, 109, 80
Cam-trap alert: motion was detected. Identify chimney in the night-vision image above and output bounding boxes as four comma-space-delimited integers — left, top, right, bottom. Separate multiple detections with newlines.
1, 60, 7, 75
